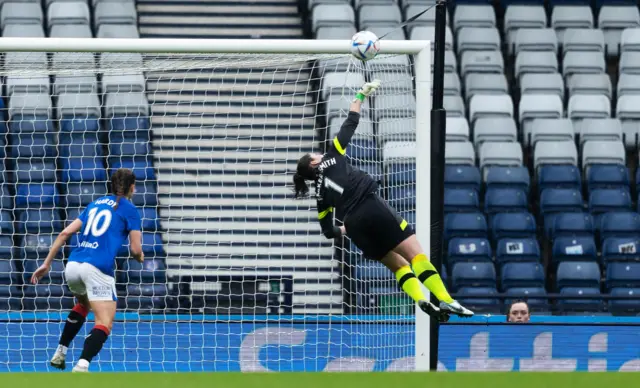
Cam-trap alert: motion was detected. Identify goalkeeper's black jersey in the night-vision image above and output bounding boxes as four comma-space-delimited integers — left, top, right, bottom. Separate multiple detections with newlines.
316, 111, 378, 238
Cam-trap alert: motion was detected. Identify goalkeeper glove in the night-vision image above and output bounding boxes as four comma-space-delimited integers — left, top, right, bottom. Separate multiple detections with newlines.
354, 79, 381, 102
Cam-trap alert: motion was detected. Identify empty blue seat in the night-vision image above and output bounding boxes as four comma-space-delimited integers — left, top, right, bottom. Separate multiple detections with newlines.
484, 188, 528, 214
139, 207, 160, 231
15, 184, 59, 208
551, 212, 595, 238
347, 138, 379, 162
609, 288, 640, 314
355, 256, 391, 281
19, 234, 56, 259
121, 284, 167, 311
122, 259, 166, 284
132, 181, 158, 207
447, 237, 492, 268
110, 158, 155, 181
59, 134, 102, 158
22, 260, 65, 283
444, 188, 479, 213
9, 114, 54, 133
17, 210, 62, 234
556, 261, 601, 289
451, 262, 496, 291
444, 165, 481, 192
602, 237, 640, 263
388, 186, 415, 209
65, 182, 108, 207
485, 166, 530, 193
557, 287, 602, 311
22, 284, 73, 310
606, 262, 640, 289
387, 164, 415, 185
15, 159, 56, 183
60, 116, 100, 133
444, 212, 488, 241
0, 185, 11, 211
495, 238, 541, 266
9, 133, 56, 158
537, 165, 581, 193
600, 212, 640, 242
552, 236, 598, 265
109, 139, 150, 158
142, 233, 164, 256
491, 212, 536, 241
540, 188, 583, 219
500, 262, 545, 291
0, 236, 14, 258
0, 286, 21, 310
0, 210, 12, 235
589, 189, 632, 219
0, 259, 18, 284
109, 116, 150, 134
587, 164, 630, 193
504, 287, 549, 310
61, 157, 107, 182
457, 287, 500, 311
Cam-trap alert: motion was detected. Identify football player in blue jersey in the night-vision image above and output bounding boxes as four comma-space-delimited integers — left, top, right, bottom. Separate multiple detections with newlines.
31, 168, 144, 372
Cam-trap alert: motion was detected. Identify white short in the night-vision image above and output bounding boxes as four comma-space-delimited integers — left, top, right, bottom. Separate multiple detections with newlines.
65, 261, 117, 302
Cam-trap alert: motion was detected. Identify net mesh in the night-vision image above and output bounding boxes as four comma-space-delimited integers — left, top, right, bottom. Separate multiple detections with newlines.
0, 50, 421, 372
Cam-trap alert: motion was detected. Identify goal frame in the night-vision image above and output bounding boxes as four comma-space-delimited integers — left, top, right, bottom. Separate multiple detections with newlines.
0, 37, 433, 371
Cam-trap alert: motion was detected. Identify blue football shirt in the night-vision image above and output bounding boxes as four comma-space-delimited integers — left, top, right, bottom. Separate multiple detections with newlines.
68, 195, 141, 277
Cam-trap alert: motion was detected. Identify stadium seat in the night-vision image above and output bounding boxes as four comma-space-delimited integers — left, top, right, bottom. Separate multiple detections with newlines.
515, 52, 558, 80
456, 286, 500, 312
139, 207, 160, 232
514, 28, 557, 56
504, 5, 547, 49
9, 93, 52, 123
102, 73, 146, 94
444, 188, 480, 213
444, 141, 475, 165
606, 262, 640, 289
411, 25, 453, 50
142, 233, 164, 256
15, 160, 57, 183
6, 75, 49, 97
568, 94, 611, 121
97, 23, 140, 39
504, 287, 549, 311
3, 23, 44, 37
451, 262, 496, 291
500, 262, 545, 291
446, 117, 470, 142
460, 50, 503, 76
132, 182, 158, 207
469, 94, 513, 124
47, 2, 90, 28
563, 52, 606, 80
579, 119, 623, 147
359, 4, 402, 28
609, 288, 640, 314
519, 95, 564, 135
600, 212, 640, 242
19, 234, 56, 259
589, 189, 633, 221
59, 134, 102, 158
122, 259, 167, 284
15, 184, 59, 208
602, 237, 640, 264
530, 119, 574, 150
443, 96, 465, 118
478, 141, 523, 170
556, 261, 601, 289
537, 165, 581, 193
94, 1, 137, 26
65, 182, 107, 207
388, 185, 415, 209
311, 4, 354, 32
539, 188, 584, 230
58, 93, 101, 132
552, 236, 598, 266
456, 27, 501, 55
484, 166, 530, 193
473, 117, 517, 145
61, 157, 107, 183
1, 2, 43, 27
121, 284, 167, 312
563, 29, 605, 54
586, 164, 630, 193
447, 237, 492, 269
8, 134, 56, 159
0, 260, 18, 289
463, 74, 509, 103
109, 139, 151, 159
551, 6, 594, 44
534, 141, 578, 171
484, 188, 528, 215
491, 212, 536, 241
520, 73, 564, 100
110, 158, 156, 181
567, 74, 612, 100
453, 5, 495, 32
17, 209, 62, 234
495, 238, 541, 267
444, 212, 488, 241
599, 6, 640, 57
0, 210, 13, 235
49, 24, 93, 38
582, 141, 626, 171
557, 287, 602, 311
0, 186, 12, 211
444, 165, 481, 192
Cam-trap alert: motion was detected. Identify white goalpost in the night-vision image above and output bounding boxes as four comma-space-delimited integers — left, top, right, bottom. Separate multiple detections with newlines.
0, 37, 432, 372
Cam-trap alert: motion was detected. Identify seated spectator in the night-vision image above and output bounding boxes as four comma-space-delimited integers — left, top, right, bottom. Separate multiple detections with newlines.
506, 300, 530, 323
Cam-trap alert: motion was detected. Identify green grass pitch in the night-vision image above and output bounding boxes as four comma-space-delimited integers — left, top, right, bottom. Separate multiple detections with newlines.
3, 372, 638, 388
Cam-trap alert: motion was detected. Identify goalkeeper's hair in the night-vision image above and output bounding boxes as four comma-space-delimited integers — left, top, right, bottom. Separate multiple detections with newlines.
293, 153, 316, 199
111, 168, 137, 210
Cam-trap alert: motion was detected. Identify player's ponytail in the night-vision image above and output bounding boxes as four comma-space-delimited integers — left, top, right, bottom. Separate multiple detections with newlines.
293, 153, 316, 199
111, 168, 137, 210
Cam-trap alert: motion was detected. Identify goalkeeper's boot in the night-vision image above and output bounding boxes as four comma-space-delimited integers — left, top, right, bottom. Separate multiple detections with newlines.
418, 300, 449, 322
72, 359, 89, 373
439, 300, 474, 318
50, 349, 66, 370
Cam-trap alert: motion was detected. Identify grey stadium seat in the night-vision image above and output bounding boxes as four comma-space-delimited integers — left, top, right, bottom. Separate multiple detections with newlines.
52, 52, 95, 71
100, 52, 143, 70
368, 54, 410, 72
567, 74, 612, 99
97, 24, 140, 39
621, 28, 640, 53
321, 72, 366, 101
619, 52, 640, 74
445, 141, 475, 165
563, 52, 605, 78
383, 141, 416, 163
5, 52, 47, 70
105, 92, 150, 117
6, 76, 49, 96
460, 50, 503, 77
551, 6, 593, 44
326, 97, 370, 121
2, 23, 44, 37
526, 118, 573, 148
520, 73, 564, 100
599, 6, 640, 57
54, 76, 98, 95
57, 93, 101, 118
366, 25, 406, 41
464, 74, 508, 102
359, 4, 401, 29
453, 5, 495, 33
94, 1, 137, 26
579, 119, 623, 148
519, 94, 564, 131
329, 116, 373, 138
582, 140, 625, 170
408, 5, 449, 28
504, 5, 547, 48
372, 71, 413, 94
534, 140, 578, 170
48, 2, 90, 28
443, 72, 461, 96
411, 25, 453, 51
9, 93, 52, 120
374, 94, 416, 121
378, 117, 415, 142
515, 51, 558, 80
617, 73, 640, 97
616, 95, 640, 119
443, 96, 465, 118
513, 28, 557, 56
469, 94, 513, 123
473, 117, 518, 146
1, 3, 43, 28
92, 0, 136, 6
456, 27, 500, 55
479, 141, 523, 170
434, 50, 457, 74
446, 117, 470, 142
562, 29, 605, 54
102, 73, 146, 93
315, 26, 356, 40
568, 94, 611, 120
49, 24, 92, 38
308, 0, 349, 10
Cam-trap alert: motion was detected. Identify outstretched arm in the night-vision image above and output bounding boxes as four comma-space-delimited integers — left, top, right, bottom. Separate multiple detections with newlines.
330, 80, 381, 156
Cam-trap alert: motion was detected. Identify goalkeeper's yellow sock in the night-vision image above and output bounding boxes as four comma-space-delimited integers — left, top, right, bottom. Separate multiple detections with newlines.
411, 253, 454, 304
395, 266, 426, 303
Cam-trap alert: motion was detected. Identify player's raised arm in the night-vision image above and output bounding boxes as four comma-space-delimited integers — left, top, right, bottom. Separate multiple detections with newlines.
31, 218, 83, 284
330, 80, 381, 156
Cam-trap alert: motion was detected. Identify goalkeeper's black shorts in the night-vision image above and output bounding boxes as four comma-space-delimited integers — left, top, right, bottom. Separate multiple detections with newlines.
344, 193, 415, 261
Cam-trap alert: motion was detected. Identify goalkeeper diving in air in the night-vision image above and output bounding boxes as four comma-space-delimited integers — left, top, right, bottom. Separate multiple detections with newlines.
30, 169, 143, 372
293, 80, 473, 321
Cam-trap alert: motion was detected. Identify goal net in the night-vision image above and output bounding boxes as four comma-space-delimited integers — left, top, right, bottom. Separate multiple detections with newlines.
0, 40, 429, 372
